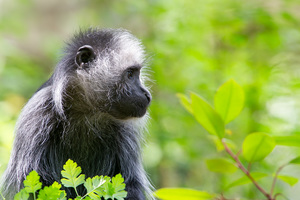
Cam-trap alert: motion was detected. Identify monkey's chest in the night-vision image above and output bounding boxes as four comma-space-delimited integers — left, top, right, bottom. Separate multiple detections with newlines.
61, 137, 121, 177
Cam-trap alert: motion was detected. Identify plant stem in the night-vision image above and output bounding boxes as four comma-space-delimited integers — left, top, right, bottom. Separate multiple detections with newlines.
0, 192, 5, 200
274, 193, 288, 200
221, 139, 273, 200
75, 188, 79, 197
270, 165, 286, 197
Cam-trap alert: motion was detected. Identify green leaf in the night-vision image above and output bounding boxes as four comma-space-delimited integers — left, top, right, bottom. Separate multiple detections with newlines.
95, 176, 111, 198
242, 132, 275, 162
111, 174, 127, 200
214, 79, 244, 124
61, 159, 85, 189
190, 93, 225, 138
84, 175, 106, 200
14, 189, 29, 200
102, 179, 114, 199
226, 172, 268, 189
206, 158, 237, 173
274, 136, 300, 147
277, 175, 298, 186
177, 93, 193, 114
209, 136, 236, 152
102, 174, 127, 200
23, 171, 42, 194
288, 156, 300, 164
37, 182, 66, 200
154, 188, 214, 200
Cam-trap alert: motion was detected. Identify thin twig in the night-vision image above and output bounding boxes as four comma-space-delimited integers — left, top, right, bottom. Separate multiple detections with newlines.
221, 139, 273, 200
270, 165, 286, 197
274, 193, 289, 200
236, 149, 242, 157
247, 162, 252, 171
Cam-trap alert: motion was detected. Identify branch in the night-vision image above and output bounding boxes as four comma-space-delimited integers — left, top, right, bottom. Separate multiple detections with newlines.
270, 165, 286, 197
274, 193, 289, 200
221, 139, 273, 200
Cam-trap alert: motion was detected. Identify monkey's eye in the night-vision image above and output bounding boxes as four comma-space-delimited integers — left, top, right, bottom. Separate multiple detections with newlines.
127, 70, 134, 79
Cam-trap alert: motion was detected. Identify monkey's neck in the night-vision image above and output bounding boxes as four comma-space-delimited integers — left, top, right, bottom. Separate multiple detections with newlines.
50, 113, 142, 177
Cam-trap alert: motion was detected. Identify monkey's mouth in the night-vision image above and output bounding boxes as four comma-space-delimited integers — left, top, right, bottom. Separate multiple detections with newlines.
107, 100, 149, 120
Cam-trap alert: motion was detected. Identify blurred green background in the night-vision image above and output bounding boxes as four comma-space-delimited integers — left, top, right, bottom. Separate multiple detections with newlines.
0, 0, 300, 199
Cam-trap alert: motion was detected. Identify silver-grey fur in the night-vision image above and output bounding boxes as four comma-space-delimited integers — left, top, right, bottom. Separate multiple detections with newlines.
0, 28, 154, 200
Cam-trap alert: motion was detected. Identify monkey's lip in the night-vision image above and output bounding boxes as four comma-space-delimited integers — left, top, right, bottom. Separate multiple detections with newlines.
107, 104, 148, 120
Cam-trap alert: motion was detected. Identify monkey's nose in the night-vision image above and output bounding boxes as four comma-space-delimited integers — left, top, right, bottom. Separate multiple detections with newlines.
144, 92, 152, 104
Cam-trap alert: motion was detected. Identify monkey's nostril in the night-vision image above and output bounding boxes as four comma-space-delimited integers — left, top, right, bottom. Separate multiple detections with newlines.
140, 87, 151, 104
144, 92, 151, 103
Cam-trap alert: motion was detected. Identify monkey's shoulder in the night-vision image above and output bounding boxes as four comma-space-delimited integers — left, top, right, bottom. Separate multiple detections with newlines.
35, 75, 54, 94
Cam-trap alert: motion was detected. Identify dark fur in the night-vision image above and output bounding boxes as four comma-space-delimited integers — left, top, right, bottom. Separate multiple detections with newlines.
0, 28, 153, 200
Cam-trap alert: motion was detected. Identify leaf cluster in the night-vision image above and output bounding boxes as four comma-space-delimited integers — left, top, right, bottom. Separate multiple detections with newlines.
12, 159, 127, 200
156, 80, 300, 200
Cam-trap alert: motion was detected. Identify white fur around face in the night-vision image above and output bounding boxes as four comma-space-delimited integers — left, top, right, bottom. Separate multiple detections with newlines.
73, 30, 150, 115
93, 31, 146, 77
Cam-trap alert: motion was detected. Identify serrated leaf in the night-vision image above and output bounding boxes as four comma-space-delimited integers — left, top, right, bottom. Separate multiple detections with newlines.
177, 93, 193, 114
206, 158, 237, 173
61, 159, 85, 189
23, 171, 42, 194
102, 181, 114, 199
274, 136, 300, 147
154, 188, 214, 200
101, 174, 127, 200
214, 79, 244, 124
111, 174, 126, 193
85, 178, 100, 200
84, 176, 106, 200
242, 132, 275, 162
94, 176, 111, 198
226, 172, 268, 189
14, 189, 29, 200
37, 181, 66, 200
111, 174, 127, 200
277, 175, 298, 186
190, 93, 225, 138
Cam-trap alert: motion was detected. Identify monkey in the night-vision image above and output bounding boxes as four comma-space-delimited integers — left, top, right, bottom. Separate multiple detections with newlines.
0, 28, 154, 200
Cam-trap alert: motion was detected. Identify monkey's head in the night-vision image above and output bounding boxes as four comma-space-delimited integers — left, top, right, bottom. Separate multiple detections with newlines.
52, 29, 151, 120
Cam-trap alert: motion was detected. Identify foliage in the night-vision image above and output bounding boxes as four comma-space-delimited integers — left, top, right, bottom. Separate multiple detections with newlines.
1, 0, 300, 199
156, 80, 300, 200
155, 188, 214, 200
11, 159, 127, 200
60, 159, 85, 196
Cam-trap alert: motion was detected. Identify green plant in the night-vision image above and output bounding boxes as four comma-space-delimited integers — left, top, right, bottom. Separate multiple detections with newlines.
5, 159, 127, 200
155, 79, 300, 200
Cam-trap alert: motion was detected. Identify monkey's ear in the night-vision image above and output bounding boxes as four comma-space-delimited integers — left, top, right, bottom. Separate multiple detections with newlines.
75, 45, 96, 68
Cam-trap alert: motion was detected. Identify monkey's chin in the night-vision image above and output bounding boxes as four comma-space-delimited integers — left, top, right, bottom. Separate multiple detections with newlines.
108, 107, 148, 120
131, 109, 148, 119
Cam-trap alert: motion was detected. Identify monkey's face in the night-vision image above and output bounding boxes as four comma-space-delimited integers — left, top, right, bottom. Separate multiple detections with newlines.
108, 65, 152, 119
73, 32, 151, 120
